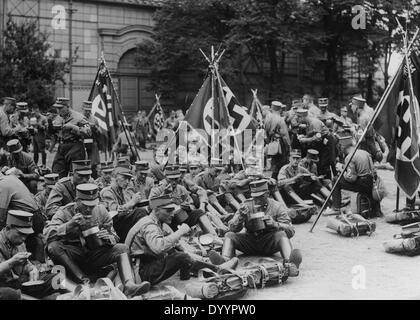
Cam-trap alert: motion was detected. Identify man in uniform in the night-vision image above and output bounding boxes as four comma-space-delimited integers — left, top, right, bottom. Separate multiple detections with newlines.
302, 94, 321, 118
45, 160, 92, 218
133, 111, 149, 149
112, 123, 137, 163
149, 166, 219, 236
326, 136, 376, 215
128, 161, 154, 199
34, 173, 59, 216
52, 97, 91, 178
10, 102, 31, 152
82, 101, 101, 179
164, 110, 179, 131
222, 180, 302, 270
0, 139, 40, 194
317, 98, 336, 123
296, 108, 336, 178
125, 195, 238, 285
30, 106, 48, 168
0, 210, 61, 299
44, 183, 150, 296
265, 101, 291, 179
95, 161, 114, 190
100, 166, 148, 242
0, 97, 19, 149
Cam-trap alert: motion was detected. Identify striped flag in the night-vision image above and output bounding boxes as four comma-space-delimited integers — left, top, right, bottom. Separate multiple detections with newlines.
88, 61, 118, 152
148, 94, 165, 136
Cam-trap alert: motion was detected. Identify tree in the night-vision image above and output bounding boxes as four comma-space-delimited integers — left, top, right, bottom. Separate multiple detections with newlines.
0, 18, 66, 110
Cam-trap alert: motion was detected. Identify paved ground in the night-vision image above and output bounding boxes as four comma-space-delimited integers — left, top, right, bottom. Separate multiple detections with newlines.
44, 147, 420, 300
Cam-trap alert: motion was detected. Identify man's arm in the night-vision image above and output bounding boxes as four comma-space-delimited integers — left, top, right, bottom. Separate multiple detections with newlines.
142, 224, 185, 255
21, 155, 39, 180
45, 185, 65, 218
0, 112, 16, 137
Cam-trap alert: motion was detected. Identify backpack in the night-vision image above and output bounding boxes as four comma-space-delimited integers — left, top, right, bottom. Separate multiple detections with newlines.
327, 213, 376, 237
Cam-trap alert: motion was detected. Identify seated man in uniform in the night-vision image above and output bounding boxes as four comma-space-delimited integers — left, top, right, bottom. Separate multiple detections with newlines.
127, 161, 154, 199
100, 166, 148, 242
45, 160, 93, 219
94, 161, 114, 190
149, 166, 219, 237
326, 136, 378, 215
0, 210, 62, 299
125, 195, 238, 286
34, 173, 59, 215
44, 183, 150, 296
0, 139, 40, 194
222, 180, 302, 270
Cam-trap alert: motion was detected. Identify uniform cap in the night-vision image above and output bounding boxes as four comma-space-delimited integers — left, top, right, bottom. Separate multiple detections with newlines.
318, 98, 328, 106
7, 210, 34, 234
29, 117, 37, 126
306, 149, 319, 162
116, 157, 131, 169
72, 160, 92, 175
56, 97, 69, 105
135, 160, 150, 173
44, 173, 59, 187
3, 97, 16, 104
149, 195, 178, 211
76, 183, 99, 206
100, 161, 114, 173
351, 96, 366, 108
245, 156, 258, 167
296, 108, 308, 116
114, 166, 133, 178
338, 135, 354, 148
16, 102, 29, 111
250, 180, 269, 197
179, 164, 189, 173
292, 100, 303, 109
6, 139, 23, 153
165, 166, 181, 179
82, 101, 92, 110
290, 149, 302, 158
210, 158, 224, 169
271, 101, 282, 111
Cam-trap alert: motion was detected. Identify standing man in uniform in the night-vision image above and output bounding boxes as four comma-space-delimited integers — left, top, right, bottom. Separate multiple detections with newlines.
10, 102, 31, 153
317, 98, 336, 123
45, 160, 92, 219
30, 106, 48, 168
52, 98, 91, 178
44, 183, 150, 295
0, 97, 19, 149
82, 101, 100, 179
0, 139, 40, 194
302, 94, 321, 118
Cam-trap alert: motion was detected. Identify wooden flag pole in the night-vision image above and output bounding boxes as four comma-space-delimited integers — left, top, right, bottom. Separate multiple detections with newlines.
310, 28, 419, 232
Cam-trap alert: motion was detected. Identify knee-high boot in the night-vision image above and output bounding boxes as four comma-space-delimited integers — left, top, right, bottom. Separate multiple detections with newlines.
117, 253, 151, 297
221, 237, 236, 260
198, 214, 218, 236
51, 251, 89, 285
210, 198, 230, 216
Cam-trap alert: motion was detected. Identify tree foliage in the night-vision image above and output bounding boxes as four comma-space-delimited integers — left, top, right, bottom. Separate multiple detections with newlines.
0, 18, 66, 110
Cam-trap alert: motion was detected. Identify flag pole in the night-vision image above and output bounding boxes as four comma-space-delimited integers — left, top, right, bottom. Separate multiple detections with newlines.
310, 30, 419, 232
100, 53, 140, 161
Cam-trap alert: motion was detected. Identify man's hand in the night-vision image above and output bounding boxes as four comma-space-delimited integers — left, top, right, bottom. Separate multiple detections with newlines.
68, 213, 84, 229
97, 229, 116, 245
178, 223, 191, 235
63, 123, 79, 132
29, 266, 40, 281
238, 204, 250, 217
8, 252, 31, 267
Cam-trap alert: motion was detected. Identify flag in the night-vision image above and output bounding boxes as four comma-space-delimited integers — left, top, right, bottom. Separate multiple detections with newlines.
375, 51, 420, 198
148, 95, 165, 136
88, 61, 118, 152
249, 89, 264, 129
184, 76, 230, 134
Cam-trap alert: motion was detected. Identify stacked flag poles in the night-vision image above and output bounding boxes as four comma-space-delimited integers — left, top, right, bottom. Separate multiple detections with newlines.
100, 52, 140, 161
310, 27, 420, 232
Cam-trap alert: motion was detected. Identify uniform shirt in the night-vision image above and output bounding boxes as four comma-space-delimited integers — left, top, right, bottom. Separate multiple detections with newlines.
44, 202, 118, 246
0, 152, 39, 180
125, 213, 179, 258
0, 107, 15, 138
149, 182, 193, 207
127, 176, 154, 200
264, 111, 290, 145
194, 170, 221, 192
317, 110, 336, 123
0, 229, 31, 284
100, 182, 132, 212
299, 158, 318, 175
277, 163, 311, 184
308, 104, 321, 118
344, 149, 374, 183
58, 110, 91, 142
34, 189, 49, 213
45, 177, 76, 219
228, 198, 294, 238
95, 176, 112, 191
304, 116, 329, 137
0, 175, 39, 228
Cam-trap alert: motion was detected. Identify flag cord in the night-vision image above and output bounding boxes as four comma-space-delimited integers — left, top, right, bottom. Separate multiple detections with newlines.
309, 27, 420, 232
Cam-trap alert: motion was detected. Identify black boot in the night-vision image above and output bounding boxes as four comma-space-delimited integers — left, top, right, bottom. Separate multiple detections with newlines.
117, 253, 151, 297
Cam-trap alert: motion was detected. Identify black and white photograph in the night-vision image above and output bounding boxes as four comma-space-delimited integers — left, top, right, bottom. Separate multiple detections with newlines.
0, 0, 420, 307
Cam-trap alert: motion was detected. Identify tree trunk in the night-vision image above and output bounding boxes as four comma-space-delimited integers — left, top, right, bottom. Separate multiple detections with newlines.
267, 40, 278, 97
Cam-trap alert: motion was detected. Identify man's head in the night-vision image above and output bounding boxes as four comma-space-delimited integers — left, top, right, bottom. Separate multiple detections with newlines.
134, 161, 150, 182
289, 149, 301, 167
100, 161, 114, 182
250, 180, 269, 207
296, 108, 308, 122
261, 105, 271, 118
209, 158, 224, 176
292, 100, 303, 110
351, 96, 366, 115
2, 97, 16, 114
72, 160, 92, 186
271, 101, 282, 112
6, 210, 34, 245
114, 167, 133, 189
170, 110, 176, 119
16, 102, 29, 115
338, 136, 354, 155
189, 163, 201, 176
75, 183, 99, 216
306, 149, 319, 164
82, 101, 92, 118
43, 173, 59, 197
165, 166, 181, 189
6, 139, 23, 157
245, 156, 262, 176
340, 106, 348, 117
54, 97, 70, 117
318, 98, 328, 112
150, 195, 178, 225
302, 94, 314, 107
